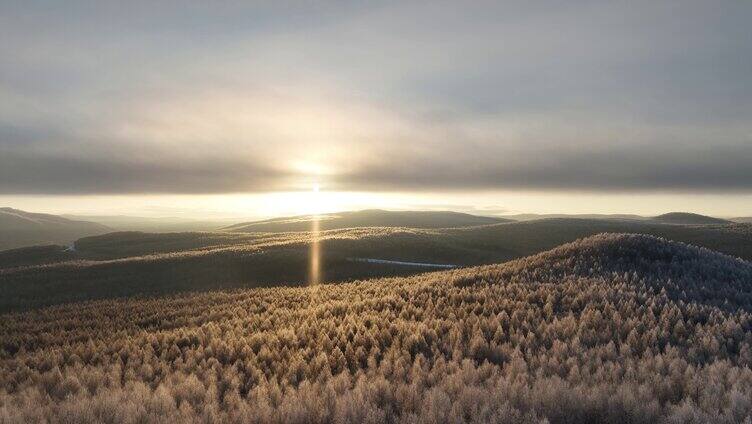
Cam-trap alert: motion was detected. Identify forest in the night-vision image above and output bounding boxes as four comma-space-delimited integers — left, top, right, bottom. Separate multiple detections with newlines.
2, 233, 752, 423
2, 219, 752, 313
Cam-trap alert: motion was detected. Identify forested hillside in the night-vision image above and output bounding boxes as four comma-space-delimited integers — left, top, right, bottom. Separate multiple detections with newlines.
2, 234, 752, 423
3, 220, 752, 312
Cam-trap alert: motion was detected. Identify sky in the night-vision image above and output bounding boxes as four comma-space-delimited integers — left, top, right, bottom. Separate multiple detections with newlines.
1, 1, 751, 219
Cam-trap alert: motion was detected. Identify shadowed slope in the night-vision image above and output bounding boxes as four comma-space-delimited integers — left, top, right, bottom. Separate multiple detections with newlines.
0, 244, 75, 268
652, 212, 732, 225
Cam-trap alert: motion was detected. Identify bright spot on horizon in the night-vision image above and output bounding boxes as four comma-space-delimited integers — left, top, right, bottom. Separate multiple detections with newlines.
313, 183, 320, 193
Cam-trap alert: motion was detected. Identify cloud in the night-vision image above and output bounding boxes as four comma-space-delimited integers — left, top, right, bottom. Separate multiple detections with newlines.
338, 141, 752, 193
0, 0, 751, 195
0, 148, 290, 194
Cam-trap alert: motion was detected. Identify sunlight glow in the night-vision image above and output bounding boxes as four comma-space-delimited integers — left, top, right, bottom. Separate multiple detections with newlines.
308, 215, 321, 285
308, 183, 322, 285
5, 191, 748, 223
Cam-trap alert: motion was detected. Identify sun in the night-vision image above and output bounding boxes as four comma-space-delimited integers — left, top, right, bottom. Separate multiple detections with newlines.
307, 183, 326, 215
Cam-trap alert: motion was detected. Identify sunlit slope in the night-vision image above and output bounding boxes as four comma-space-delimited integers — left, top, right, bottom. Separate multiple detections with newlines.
2, 219, 752, 312
224, 209, 511, 232
0, 207, 111, 250
2, 234, 752, 422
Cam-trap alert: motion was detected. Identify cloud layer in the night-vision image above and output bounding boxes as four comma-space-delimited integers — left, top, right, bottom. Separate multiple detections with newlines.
1, 0, 751, 194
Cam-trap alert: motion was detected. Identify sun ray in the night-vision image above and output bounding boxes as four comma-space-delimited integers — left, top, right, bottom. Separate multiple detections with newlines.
308, 184, 322, 285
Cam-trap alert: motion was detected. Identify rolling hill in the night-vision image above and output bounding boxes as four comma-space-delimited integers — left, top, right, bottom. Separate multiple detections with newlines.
2, 234, 752, 422
455, 232, 752, 311
2, 218, 752, 312
651, 212, 732, 225
0, 207, 111, 250
224, 209, 511, 232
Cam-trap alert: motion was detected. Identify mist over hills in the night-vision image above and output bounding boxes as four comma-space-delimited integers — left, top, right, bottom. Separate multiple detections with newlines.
224, 209, 737, 234
224, 209, 511, 232
3, 234, 752, 422
61, 214, 235, 233
0, 207, 111, 250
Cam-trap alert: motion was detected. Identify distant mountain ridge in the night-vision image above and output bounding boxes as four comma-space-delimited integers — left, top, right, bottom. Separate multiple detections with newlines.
0, 207, 111, 251
225, 209, 511, 232
503, 213, 647, 221
504, 211, 735, 224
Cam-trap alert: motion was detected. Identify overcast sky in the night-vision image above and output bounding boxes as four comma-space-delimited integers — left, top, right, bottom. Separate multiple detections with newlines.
1, 1, 751, 216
